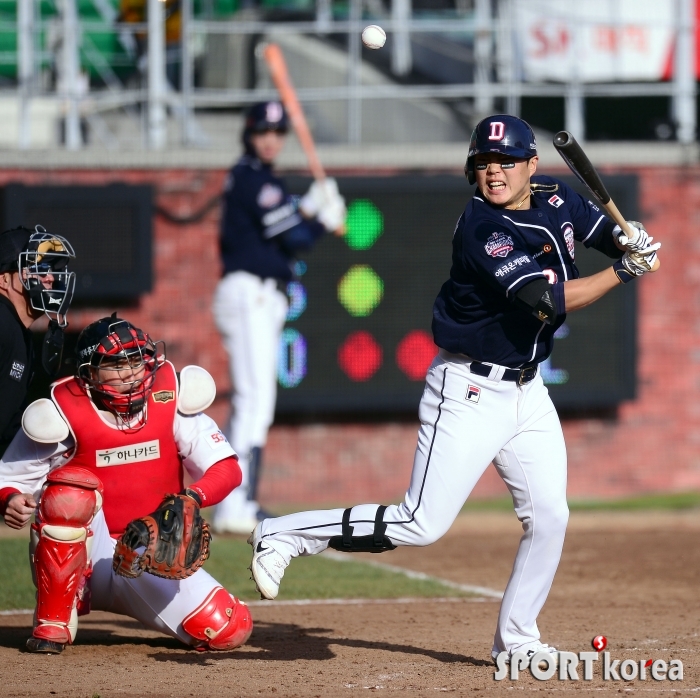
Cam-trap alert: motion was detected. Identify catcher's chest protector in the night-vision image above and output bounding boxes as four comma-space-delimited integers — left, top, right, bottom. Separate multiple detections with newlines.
51, 362, 182, 537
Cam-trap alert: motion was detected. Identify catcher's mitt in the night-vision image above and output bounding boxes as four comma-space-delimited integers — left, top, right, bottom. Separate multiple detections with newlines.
113, 491, 211, 580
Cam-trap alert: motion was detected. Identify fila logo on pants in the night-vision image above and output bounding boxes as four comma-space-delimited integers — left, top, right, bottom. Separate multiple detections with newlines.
466, 385, 481, 403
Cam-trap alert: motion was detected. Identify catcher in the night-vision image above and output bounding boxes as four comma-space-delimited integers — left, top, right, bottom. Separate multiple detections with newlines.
0, 314, 253, 654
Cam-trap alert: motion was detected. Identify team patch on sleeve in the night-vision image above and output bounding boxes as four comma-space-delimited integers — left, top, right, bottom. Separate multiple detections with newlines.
466, 385, 481, 403
548, 194, 564, 208
484, 232, 514, 258
494, 255, 531, 278
9, 360, 25, 382
206, 430, 229, 449
563, 224, 575, 259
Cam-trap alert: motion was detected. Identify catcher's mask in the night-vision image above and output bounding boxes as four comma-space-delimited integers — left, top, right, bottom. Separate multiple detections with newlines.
13, 226, 76, 327
75, 313, 165, 429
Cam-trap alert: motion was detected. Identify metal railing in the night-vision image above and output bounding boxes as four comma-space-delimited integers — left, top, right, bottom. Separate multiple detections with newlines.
5, 0, 697, 151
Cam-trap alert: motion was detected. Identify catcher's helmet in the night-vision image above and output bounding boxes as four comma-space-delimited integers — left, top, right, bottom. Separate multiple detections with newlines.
242, 101, 289, 153
75, 313, 164, 428
465, 114, 538, 184
0, 225, 76, 327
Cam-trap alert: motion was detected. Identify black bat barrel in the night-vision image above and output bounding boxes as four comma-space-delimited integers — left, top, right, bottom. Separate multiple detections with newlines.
553, 130, 611, 204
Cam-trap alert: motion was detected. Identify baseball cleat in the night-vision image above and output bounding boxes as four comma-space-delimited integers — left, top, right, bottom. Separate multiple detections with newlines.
492, 642, 559, 670
26, 637, 65, 654
247, 523, 288, 600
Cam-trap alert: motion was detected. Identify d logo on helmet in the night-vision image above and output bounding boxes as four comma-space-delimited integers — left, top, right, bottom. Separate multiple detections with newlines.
488, 122, 505, 141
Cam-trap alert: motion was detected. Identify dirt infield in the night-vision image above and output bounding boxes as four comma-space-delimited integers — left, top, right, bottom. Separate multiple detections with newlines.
1, 510, 699, 696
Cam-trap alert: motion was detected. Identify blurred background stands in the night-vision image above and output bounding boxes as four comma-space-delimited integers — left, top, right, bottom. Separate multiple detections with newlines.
0, 0, 696, 164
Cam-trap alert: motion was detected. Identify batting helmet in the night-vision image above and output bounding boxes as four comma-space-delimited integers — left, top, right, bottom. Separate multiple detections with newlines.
75, 313, 164, 428
242, 101, 289, 154
465, 115, 538, 184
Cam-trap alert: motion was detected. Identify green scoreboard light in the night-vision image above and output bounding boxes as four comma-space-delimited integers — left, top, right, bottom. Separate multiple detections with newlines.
276, 174, 638, 415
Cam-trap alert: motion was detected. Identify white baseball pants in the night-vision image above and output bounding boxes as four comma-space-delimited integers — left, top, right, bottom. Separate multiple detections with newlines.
212, 271, 288, 522
258, 350, 569, 655
88, 510, 221, 645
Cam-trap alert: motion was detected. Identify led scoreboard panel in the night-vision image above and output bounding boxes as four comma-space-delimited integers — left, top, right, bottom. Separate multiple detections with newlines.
275, 174, 638, 415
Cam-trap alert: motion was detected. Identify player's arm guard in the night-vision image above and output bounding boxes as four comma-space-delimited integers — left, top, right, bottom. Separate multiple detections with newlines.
112, 490, 211, 580
514, 278, 559, 325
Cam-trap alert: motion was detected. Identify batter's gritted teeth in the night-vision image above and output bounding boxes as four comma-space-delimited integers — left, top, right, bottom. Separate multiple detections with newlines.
488, 182, 506, 190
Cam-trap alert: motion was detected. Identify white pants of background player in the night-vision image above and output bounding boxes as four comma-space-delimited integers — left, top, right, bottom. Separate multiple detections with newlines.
87, 510, 220, 645
212, 271, 288, 529
258, 350, 569, 655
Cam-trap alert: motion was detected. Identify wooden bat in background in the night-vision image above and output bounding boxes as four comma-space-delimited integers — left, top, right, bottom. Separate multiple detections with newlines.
263, 43, 326, 182
553, 130, 660, 271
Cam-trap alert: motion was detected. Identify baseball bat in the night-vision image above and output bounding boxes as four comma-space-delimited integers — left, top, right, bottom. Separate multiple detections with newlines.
263, 43, 326, 182
552, 130, 660, 271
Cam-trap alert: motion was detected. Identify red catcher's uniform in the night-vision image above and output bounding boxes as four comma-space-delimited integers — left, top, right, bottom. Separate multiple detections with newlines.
0, 358, 252, 651
52, 361, 182, 537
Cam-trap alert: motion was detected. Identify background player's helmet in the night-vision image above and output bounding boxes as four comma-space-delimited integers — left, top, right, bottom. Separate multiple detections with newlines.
75, 313, 164, 429
464, 114, 538, 185
242, 101, 289, 154
0, 225, 76, 327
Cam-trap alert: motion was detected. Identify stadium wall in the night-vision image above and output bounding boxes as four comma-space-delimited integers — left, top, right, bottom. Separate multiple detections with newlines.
0, 165, 694, 505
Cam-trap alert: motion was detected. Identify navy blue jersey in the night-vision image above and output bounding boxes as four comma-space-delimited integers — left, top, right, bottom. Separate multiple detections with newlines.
432, 175, 623, 368
220, 155, 325, 281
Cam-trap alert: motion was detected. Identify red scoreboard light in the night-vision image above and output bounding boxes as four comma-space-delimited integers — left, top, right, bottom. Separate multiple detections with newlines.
338, 331, 383, 382
396, 330, 437, 381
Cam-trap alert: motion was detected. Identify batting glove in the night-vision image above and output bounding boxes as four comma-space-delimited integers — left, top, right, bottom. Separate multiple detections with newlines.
614, 220, 651, 252
621, 243, 660, 275
317, 196, 347, 234
299, 178, 340, 218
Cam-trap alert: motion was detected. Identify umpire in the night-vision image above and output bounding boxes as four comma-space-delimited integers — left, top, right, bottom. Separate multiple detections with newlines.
0, 226, 76, 456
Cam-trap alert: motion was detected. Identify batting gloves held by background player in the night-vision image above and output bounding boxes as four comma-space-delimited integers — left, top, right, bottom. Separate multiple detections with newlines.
248, 523, 289, 600
613, 220, 652, 252
300, 177, 347, 234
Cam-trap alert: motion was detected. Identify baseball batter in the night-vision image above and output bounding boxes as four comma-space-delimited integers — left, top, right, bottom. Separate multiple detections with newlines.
212, 101, 346, 534
0, 315, 252, 653
249, 115, 660, 663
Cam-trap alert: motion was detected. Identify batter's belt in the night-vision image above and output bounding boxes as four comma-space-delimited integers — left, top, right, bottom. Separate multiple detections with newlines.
469, 361, 538, 385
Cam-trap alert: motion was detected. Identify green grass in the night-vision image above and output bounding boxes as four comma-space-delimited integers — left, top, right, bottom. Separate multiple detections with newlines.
0, 537, 467, 612
5, 491, 696, 612
0, 539, 35, 611
461, 491, 700, 512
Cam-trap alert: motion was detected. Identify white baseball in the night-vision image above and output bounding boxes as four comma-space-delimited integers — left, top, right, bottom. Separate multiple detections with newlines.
362, 25, 386, 50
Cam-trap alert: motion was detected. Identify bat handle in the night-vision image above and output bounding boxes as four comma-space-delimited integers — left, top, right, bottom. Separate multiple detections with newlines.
604, 200, 661, 272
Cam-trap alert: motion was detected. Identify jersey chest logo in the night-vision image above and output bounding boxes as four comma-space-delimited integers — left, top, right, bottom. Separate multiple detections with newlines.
548, 194, 564, 208
562, 224, 575, 259
257, 183, 284, 208
96, 439, 161, 467
484, 232, 514, 258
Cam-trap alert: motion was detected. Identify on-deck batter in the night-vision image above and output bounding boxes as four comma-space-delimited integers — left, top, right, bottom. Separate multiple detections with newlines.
0, 315, 252, 654
212, 101, 346, 534
249, 115, 660, 664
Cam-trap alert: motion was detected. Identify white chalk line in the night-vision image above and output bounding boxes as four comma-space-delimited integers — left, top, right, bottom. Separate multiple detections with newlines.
322, 550, 504, 600
0, 597, 487, 617
0, 551, 502, 616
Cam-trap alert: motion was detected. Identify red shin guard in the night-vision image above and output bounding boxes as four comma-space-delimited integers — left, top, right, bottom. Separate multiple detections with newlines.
32, 466, 103, 644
